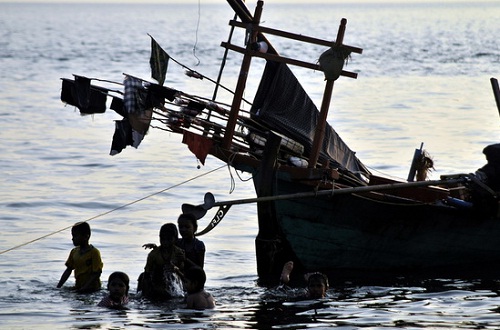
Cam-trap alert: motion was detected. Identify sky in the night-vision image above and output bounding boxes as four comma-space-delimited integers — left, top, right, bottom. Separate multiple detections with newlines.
0, 0, 493, 3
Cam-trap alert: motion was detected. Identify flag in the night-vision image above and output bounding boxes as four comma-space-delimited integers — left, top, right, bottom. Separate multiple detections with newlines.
182, 131, 213, 165
149, 35, 169, 86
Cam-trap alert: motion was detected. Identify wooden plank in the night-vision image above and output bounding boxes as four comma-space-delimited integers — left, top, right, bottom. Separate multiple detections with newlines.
229, 19, 363, 54
221, 42, 358, 79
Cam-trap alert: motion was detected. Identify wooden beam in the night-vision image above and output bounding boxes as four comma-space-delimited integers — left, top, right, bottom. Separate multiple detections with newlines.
229, 19, 363, 54
222, 0, 264, 149
210, 177, 468, 208
308, 18, 347, 168
491, 77, 500, 118
221, 42, 358, 79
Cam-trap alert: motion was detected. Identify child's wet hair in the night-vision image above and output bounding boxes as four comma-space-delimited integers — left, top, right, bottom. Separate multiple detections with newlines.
185, 266, 206, 291
178, 213, 198, 231
108, 271, 130, 294
307, 272, 329, 290
159, 223, 178, 239
72, 221, 91, 237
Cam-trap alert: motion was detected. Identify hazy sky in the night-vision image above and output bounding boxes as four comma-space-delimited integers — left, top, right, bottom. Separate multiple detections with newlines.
0, 0, 491, 3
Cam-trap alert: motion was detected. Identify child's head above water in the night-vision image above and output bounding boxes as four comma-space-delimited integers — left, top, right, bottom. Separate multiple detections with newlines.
108, 271, 130, 295
178, 213, 198, 238
72, 221, 91, 237
184, 266, 206, 293
159, 223, 178, 246
71, 221, 91, 246
306, 272, 329, 299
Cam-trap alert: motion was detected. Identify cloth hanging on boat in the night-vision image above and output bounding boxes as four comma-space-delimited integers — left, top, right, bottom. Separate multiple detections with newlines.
250, 61, 370, 178
110, 85, 176, 119
113, 75, 156, 154
149, 35, 169, 86
72, 75, 91, 109
123, 75, 147, 114
110, 119, 132, 155
60, 77, 107, 114
147, 83, 178, 103
128, 109, 152, 135
182, 131, 213, 165
318, 46, 351, 81
110, 118, 147, 156
110, 96, 126, 117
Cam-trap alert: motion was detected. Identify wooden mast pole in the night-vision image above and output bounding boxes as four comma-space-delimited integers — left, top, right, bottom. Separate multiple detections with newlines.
308, 18, 347, 168
222, 1, 264, 149
491, 77, 500, 118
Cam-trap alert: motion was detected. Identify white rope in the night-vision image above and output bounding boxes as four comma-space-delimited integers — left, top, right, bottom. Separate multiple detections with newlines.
0, 164, 226, 255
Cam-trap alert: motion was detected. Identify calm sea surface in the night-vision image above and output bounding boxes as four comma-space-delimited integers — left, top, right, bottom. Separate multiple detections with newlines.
1, 1, 500, 329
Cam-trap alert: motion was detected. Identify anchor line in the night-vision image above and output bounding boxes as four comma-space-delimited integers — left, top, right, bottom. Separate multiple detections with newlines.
0, 164, 227, 255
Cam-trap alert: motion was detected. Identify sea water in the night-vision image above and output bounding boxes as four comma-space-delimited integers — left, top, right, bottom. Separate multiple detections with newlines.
1, 1, 500, 329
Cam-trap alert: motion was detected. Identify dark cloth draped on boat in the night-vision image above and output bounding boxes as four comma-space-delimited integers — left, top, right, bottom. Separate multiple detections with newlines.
110, 96, 126, 117
149, 35, 169, 86
148, 84, 178, 103
110, 119, 133, 155
111, 75, 159, 155
250, 61, 370, 178
110, 117, 149, 156
110, 84, 176, 118
60, 77, 107, 114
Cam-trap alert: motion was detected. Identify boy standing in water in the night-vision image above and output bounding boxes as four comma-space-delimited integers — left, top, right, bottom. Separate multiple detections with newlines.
140, 223, 186, 300
57, 221, 103, 293
177, 213, 206, 269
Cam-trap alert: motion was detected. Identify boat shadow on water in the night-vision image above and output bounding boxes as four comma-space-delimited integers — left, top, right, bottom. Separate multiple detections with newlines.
245, 278, 500, 329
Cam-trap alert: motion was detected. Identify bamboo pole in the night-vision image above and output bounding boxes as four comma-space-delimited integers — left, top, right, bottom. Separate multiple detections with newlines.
210, 177, 468, 208
491, 78, 500, 117
222, 0, 264, 149
308, 18, 347, 168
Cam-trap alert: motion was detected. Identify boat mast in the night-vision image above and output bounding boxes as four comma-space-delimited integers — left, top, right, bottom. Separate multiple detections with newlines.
222, 1, 264, 149
308, 18, 347, 168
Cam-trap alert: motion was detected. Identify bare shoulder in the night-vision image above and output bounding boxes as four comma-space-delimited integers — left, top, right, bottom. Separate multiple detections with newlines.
187, 290, 216, 309
202, 290, 216, 308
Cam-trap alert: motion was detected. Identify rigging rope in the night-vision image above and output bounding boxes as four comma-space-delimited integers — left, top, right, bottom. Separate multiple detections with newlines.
0, 164, 226, 255
192, 0, 201, 66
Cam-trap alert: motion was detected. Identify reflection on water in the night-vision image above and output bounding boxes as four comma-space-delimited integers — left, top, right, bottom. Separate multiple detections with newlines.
7, 279, 499, 329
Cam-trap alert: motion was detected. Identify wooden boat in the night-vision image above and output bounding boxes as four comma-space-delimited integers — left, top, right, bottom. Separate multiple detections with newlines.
61, 0, 500, 285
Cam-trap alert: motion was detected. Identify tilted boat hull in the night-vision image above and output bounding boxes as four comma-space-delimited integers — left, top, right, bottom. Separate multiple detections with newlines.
264, 177, 500, 282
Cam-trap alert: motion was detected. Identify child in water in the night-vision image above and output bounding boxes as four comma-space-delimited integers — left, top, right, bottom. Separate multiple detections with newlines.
280, 261, 329, 299
139, 223, 186, 300
57, 221, 103, 293
98, 271, 130, 309
177, 213, 206, 269
184, 266, 215, 309
303, 272, 329, 299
